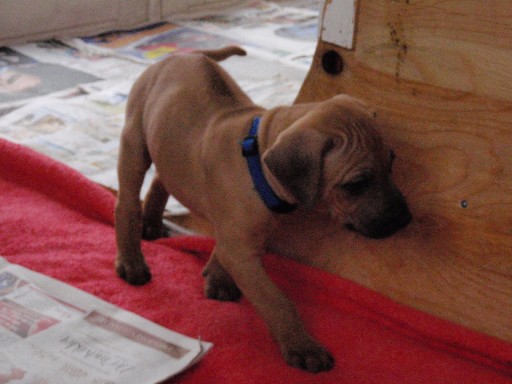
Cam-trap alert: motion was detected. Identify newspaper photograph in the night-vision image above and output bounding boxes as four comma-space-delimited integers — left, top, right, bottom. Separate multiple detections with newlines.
77, 23, 242, 64
0, 46, 100, 109
0, 256, 212, 384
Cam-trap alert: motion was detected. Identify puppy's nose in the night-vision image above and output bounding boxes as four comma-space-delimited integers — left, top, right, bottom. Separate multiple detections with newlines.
365, 196, 412, 239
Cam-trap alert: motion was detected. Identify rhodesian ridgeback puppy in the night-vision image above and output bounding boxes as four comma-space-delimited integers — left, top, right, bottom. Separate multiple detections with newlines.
115, 46, 412, 373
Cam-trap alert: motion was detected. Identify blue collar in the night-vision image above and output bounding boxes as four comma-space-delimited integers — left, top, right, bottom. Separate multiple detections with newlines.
241, 117, 297, 214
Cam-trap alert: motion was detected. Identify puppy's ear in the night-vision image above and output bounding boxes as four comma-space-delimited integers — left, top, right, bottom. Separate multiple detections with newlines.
263, 129, 334, 208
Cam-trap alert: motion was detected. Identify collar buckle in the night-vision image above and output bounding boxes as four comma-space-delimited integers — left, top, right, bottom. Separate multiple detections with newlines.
241, 135, 259, 157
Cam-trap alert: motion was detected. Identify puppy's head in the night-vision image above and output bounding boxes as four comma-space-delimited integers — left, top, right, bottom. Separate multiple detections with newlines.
263, 95, 412, 239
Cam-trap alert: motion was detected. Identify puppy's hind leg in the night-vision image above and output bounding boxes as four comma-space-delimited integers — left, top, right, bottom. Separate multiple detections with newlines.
115, 126, 152, 286
142, 176, 170, 240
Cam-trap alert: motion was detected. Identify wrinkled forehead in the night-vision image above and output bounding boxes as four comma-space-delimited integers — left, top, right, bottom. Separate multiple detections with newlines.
316, 97, 378, 135
321, 112, 390, 186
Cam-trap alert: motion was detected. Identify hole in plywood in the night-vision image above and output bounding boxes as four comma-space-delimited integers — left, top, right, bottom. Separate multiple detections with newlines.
321, 50, 344, 75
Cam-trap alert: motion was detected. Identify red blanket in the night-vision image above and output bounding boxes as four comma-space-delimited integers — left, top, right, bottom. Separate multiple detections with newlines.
1, 138, 511, 383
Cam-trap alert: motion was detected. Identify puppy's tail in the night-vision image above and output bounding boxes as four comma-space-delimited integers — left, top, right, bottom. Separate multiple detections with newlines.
199, 45, 247, 62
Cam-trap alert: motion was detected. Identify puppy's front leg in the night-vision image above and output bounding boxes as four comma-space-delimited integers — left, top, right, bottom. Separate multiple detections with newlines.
213, 237, 334, 373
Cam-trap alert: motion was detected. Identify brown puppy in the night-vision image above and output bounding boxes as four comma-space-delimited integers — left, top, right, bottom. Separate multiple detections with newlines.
115, 46, 411, 373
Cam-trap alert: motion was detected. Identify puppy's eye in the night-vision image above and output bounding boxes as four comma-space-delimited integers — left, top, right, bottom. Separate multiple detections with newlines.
341, 176, 372, 196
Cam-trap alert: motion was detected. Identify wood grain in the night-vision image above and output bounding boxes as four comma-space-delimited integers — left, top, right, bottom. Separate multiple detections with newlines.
354, 0, 512, 102
292, 0, 512, 341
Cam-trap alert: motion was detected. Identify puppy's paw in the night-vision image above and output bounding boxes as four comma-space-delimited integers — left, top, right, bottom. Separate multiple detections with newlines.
116, 257, 152, 286
203, 273, 242, 302
282, 342, 334, 373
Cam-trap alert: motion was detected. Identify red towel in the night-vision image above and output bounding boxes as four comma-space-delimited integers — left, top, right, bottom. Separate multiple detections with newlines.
1, 138, 511, 383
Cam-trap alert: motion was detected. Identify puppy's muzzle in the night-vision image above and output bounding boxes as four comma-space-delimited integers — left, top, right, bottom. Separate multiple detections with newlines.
365, 194, 412, 238
349, 192, 412, 239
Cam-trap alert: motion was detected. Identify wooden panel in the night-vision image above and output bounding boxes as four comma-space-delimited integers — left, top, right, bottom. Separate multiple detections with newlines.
353, 0, 512, 102
292, 7, 512, 340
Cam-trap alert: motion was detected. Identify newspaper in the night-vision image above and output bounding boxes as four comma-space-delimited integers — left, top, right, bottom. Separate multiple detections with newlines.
0, 86, 189, 216
9, 40, 146, 79
0, 41, 306, 216
173, 0, 319, 69
0, 0, 319, 216
65, 1, 319, 69
69, 23, 242, 64
0, 256, 212, 384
